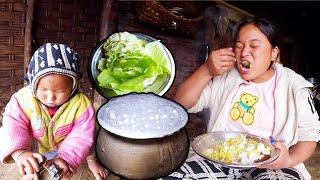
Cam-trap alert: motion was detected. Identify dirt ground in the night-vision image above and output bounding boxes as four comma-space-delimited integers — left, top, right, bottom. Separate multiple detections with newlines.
0, 162, 122, 180
304, 145, 320, 179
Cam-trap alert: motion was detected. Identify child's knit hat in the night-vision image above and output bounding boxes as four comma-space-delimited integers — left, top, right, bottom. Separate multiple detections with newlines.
26, 43, 81, 95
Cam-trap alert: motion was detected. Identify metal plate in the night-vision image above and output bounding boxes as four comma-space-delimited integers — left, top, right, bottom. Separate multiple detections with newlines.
88, 32, 175, 99
97, 93, 188, 139
192, 131, 279, 168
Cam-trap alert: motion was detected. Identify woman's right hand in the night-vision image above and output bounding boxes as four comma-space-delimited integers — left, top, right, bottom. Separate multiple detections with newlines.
174, 47, 236, 109
12, 150, 44, 175
206, 47, 236, 76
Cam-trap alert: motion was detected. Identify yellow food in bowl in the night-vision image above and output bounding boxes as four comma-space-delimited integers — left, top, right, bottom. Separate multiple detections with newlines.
203, 134, 271, 165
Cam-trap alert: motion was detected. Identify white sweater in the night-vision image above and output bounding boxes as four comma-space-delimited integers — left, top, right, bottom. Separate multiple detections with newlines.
189, 63, 320, 179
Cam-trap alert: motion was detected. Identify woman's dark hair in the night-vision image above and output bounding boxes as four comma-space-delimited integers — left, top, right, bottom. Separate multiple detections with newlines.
234, 17, 279, 48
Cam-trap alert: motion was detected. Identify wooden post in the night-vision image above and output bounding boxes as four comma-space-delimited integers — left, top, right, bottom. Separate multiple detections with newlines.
24, 0, 35, 80
99, 0, 118, 39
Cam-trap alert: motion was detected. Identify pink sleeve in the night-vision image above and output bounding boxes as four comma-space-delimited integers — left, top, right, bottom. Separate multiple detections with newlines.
57, 106, 95, 171
0, 95, 32, 163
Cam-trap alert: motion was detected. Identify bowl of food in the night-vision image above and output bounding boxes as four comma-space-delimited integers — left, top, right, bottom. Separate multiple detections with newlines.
192, 131, 279, 168
88, 31, 175, 99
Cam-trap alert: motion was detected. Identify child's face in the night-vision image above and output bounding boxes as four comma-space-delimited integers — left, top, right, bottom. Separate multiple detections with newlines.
36, 74, 73, 107
234, 24, 278, 83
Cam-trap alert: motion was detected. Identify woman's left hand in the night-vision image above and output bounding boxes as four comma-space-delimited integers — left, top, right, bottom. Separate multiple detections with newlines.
259, 141, 293, 170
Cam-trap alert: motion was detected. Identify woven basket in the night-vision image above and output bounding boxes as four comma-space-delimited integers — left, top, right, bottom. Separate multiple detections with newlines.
135, 1, 203, 36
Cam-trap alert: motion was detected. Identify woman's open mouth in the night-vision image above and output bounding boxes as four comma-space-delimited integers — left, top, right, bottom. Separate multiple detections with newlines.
238, 60, 251, 74
241, 60, 251, 69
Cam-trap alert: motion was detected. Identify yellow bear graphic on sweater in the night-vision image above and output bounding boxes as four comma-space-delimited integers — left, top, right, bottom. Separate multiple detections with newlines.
230, 92, 258, 125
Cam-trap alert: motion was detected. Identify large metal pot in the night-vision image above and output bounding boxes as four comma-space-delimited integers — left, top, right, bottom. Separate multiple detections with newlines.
97, 128, 189, 179
96, 93, 189, 179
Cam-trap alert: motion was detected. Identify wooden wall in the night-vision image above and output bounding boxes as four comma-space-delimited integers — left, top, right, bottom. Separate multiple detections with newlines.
0, 0, 29, 109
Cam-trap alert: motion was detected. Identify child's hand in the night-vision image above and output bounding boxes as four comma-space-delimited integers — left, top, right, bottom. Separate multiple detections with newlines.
259, 141, 294, 170
12, 150, 44, 175
206, 47, 236, 76
53, 157, 73, 179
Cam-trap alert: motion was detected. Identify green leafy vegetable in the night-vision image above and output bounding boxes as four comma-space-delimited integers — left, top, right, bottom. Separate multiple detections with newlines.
97, 32, 171, 96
